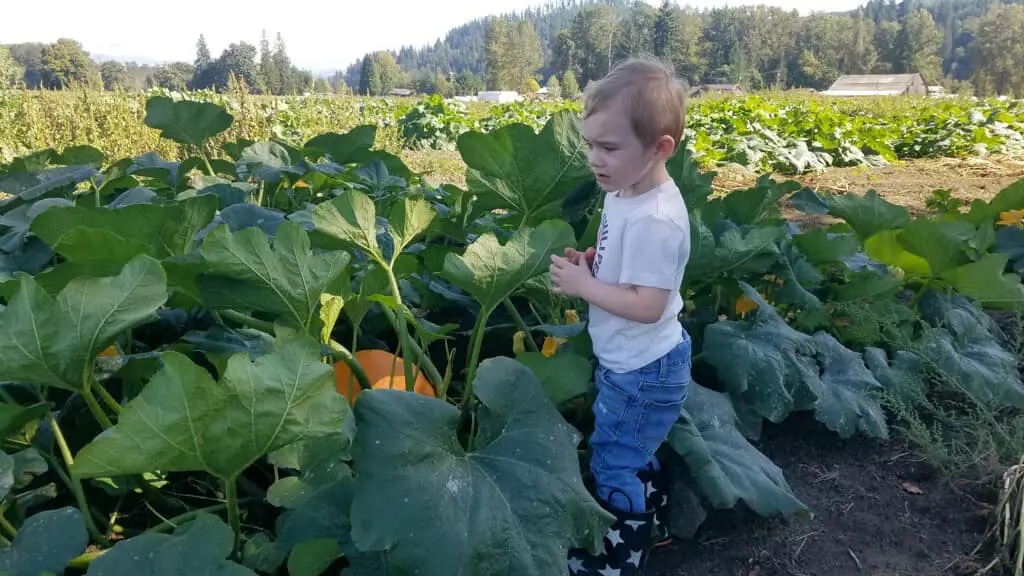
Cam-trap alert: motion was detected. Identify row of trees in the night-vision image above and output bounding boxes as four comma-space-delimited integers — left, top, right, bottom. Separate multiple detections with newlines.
0, 33, 344, 95
356, 50, 487, 97
534, 0, 1024, 96
344, 0, 1024, 98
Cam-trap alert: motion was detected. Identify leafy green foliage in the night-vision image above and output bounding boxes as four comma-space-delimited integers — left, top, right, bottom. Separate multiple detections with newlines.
197, 221, 350, 334
0, 507, 88, 574
348, 358, 612, 576
74, 330, 346, 481
86, 514, 255, 575
0, 94, 1022, 574
458, 110, 592, 226
666, 384, 808, 538
0, 255, 166, 391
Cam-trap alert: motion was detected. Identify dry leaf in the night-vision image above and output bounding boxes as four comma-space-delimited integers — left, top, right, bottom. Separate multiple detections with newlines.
901, 482, 924, 495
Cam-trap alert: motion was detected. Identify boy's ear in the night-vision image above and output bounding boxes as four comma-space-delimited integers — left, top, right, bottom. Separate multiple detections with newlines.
654, 135, 676, 160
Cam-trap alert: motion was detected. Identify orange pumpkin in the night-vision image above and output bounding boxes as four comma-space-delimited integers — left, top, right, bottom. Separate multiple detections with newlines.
334, 349, 435, 404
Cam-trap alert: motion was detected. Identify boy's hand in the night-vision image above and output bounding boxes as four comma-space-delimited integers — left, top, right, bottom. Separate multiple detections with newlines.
564, 246, 595, 268
550, 254, 594, 297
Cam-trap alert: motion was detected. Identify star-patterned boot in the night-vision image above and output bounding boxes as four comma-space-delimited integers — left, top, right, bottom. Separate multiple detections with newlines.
638, 466, 672, 547
568, 505, 655, 576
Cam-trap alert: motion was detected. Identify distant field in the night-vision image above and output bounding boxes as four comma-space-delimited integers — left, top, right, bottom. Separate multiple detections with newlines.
3, 87, 1024, 192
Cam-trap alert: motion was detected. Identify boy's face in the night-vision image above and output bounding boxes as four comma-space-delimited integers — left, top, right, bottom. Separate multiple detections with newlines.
582, 99, 668, 193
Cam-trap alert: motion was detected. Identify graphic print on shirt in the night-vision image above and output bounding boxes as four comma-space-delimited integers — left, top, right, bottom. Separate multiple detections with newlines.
592, 211, 609, 276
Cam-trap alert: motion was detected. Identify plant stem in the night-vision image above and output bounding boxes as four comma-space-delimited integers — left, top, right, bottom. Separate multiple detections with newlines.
94, 384, 121, 416
81, 384, 113, 430
223, 477, 241, 558
0, 509, 17, 540
143, 501, 237, 534
220, 309, 276, 333
67, 550, 106, 570
503, 298, 539, 353
200, 148, 216, 177
379, 306, 445, 393
48, 414, 105, 545
384, 267, 417, 390
461, 311, 489, 407
328, 339, 372, 392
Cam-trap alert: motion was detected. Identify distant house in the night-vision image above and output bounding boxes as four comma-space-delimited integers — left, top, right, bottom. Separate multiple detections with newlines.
819, 74, 928, 97
388, 88, 415, 97
477, 91, 522, 103
689, 84, 745, 97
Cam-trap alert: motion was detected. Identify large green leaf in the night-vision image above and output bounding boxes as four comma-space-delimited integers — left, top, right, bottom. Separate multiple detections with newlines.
348, 357, 613, 576
305, 126, 376, 165
0, 166, 97, 212
74, 331, 347, 481
197, 221, 349, 333
702, 286, 821, 422
667, 384, 807, 537
667, 142, 715, 210
685, 222, 785, 281
895, 218, 976, 275
942, 253, 1024, 311
792, 229, 858, 265
915, 292, 1024, 407
770, 242, 823, 312
514, 351, 594, 406
267, 424, 354, 509
0, 507, 88, 575
86, 513, 256, 575
287, 539, 341, 576
143, 96, 234, 146
458, 110, 592, 226
811, 332, 888, 439
312, 191, 436, 266
441, 220, 575, 315
833, 271, 902, 303
31, 196, 218, 260
0, 255, 167, 391
966, 179, 1024, 226
917, 326, 1024, 408
826, 189, 910, 241
305, 127, 412, 180
0, 402, 53, 439
721, 176, 798, 225
0, 452, 13, 501
863, 347, 927, 406
864, 229, 932, 277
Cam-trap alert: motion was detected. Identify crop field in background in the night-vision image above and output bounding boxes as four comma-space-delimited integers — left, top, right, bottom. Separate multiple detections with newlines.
2, 90, 1024, 575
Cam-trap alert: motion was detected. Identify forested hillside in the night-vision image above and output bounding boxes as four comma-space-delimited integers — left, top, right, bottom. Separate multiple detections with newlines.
348, 0, 1024, 97
3, 0, 1024, 97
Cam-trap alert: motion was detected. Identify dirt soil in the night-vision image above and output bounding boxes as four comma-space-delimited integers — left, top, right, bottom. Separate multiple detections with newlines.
647, 414, 995, 576
711, 155, 1024, 230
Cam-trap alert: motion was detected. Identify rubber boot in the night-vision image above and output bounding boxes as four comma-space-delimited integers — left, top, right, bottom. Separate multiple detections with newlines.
568, 491, 655, 576
638, 465, 672, 548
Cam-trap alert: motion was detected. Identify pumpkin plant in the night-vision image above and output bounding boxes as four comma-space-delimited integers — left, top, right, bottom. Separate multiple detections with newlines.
2, 95, 1024, 576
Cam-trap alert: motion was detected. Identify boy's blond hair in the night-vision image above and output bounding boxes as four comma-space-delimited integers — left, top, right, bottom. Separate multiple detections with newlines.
582, 57, 687, 149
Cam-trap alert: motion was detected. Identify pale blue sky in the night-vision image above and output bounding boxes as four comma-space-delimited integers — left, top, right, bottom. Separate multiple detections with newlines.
2, 0, 863, 73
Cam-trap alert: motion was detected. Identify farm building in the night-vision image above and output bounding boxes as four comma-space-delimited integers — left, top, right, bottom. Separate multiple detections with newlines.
689, 84, 745, 97
819, 74, 929, 97
477, 90, 522, 103
387, 88, 415, 97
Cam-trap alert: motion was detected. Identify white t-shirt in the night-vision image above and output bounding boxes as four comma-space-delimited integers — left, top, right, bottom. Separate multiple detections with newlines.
588, 179, 691, 373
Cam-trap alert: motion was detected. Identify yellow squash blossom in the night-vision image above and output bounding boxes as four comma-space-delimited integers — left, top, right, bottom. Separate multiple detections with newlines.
997, 210, 1024, 228
542, 336, 566, 358
513, 331, 527, 355
735, 295, 759, 316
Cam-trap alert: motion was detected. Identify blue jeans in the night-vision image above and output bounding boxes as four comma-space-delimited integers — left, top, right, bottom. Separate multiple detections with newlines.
589, 334, 691, 514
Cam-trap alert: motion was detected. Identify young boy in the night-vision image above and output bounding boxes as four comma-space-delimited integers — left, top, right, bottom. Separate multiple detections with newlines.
549, 57, 692, 575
